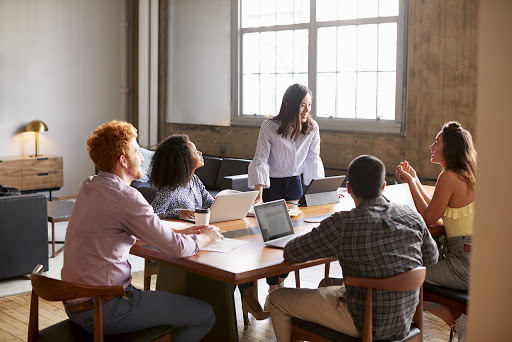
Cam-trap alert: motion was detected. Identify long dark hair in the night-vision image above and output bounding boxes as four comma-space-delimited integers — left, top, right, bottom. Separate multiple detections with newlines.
441, 121, 477, 190
274, 83, 313, 140
149, 134, 195, 190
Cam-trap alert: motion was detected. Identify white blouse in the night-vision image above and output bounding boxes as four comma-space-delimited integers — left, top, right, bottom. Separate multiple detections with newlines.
248, 119, 325, 189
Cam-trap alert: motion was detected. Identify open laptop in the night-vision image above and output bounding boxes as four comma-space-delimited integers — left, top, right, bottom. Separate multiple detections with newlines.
183, 190, 259, 223
253, 199, 299, 249
295, 175, 346, 206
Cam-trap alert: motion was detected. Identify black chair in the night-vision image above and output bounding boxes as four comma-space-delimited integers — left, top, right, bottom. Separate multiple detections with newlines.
290, 267, 426, 342
423, 242, 471, 340
28, 265, 173, 342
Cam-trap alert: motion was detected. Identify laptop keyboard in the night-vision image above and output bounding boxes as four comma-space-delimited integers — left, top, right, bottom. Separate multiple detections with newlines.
268, 235, 297, 248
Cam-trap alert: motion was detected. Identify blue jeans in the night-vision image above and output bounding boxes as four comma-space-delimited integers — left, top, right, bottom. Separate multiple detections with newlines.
263, 176, 303, 285
65, 284, 215, 342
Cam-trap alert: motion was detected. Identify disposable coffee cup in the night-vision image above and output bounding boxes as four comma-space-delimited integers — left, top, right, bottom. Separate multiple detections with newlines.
195, 208, 211, 226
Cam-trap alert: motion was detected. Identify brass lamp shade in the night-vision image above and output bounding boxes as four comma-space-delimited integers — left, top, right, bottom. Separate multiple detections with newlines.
26, 120, 48, 157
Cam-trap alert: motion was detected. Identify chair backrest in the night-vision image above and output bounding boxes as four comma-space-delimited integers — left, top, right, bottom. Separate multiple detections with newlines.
28, 264, 124, 342
344, 266, 426, 341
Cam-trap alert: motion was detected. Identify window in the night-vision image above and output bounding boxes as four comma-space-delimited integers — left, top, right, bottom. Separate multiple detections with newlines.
232, 0, 408, 134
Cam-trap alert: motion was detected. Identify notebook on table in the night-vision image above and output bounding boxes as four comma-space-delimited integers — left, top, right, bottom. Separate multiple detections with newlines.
182, 190, 259, 224
253, 199, 299, 249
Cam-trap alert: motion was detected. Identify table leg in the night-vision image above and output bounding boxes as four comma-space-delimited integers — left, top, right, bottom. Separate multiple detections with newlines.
51, 221, 56, 258
157, 264, 238, 342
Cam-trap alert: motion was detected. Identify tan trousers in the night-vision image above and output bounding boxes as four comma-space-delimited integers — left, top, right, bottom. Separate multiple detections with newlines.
269, 285, 359, 342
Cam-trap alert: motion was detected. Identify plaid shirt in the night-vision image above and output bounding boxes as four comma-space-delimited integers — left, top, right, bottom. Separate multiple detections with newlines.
284, 197, 438, 340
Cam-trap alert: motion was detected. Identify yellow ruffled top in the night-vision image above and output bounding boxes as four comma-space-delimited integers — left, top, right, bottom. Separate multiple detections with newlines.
442, 202, 474, 238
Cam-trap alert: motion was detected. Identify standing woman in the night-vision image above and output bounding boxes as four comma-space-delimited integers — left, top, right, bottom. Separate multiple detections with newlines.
396, 121, 476, 342
249, 83, 325, 292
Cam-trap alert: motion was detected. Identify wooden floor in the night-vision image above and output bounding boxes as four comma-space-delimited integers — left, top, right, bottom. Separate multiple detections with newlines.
0, 262, 452, 341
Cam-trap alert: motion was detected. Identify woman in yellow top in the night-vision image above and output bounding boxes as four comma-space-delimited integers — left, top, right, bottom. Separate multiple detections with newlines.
396, 121, 476, 342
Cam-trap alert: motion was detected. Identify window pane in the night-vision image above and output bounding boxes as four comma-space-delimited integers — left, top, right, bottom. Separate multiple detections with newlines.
358, 0, 378, 18
260, 74, 276, 116
294, 30, 308, 72
339, 0, 357, 20
338, 26, 357, 71
276, 31, 293, 73
294, 0, 310, 23
356, 72, 377, 119
260, 32, 276, 73
337, 72, 356, 118
277, 0, 294, 25
261, 0, 277, 26
243, 33, 260, 74
379, 0, 399, 17
317, 73, 336, 117
378, 23, 397, 71
317, 0, 337, 22
243, 75, 260, 115
241, 0, 261, 28
377, 72, 396, 120
276, 74, 294, 113
293, 73, 308, 88
357, 24, 378, 71
318, 27, 337, 72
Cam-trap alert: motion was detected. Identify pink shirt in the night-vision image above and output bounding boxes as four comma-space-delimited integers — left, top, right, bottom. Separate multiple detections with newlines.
61, 172, 200, 289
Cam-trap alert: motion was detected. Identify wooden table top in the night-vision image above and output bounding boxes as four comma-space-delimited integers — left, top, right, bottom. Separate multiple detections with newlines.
130, 183, 434, 285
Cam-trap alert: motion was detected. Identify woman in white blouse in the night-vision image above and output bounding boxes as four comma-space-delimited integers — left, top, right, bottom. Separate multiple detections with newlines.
248, 83, 325, 294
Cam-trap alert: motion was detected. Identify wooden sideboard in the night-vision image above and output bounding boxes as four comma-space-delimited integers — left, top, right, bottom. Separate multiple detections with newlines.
0, 155, 63, 196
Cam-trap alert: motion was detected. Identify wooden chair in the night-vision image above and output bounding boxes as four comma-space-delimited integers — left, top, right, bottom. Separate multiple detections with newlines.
28, 265, 173, 342
290, 266, 426, 342
423, 243, 472, 340
144, 259, 159, 290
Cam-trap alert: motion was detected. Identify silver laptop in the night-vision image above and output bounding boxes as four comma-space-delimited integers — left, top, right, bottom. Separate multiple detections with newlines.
254, 199, 298, 249
183, 190, 259, 223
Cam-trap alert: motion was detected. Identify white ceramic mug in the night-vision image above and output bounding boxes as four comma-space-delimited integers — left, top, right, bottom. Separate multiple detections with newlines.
195, 207, 211, 226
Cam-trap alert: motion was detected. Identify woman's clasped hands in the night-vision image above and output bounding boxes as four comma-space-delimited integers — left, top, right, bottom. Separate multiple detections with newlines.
395, 161, 418, 184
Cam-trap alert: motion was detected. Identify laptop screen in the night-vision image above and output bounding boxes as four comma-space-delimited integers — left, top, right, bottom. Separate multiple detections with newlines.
254, 199, 294, 242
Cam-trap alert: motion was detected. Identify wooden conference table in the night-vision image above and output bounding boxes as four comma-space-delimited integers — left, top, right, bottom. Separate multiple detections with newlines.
130, 183, 432, 342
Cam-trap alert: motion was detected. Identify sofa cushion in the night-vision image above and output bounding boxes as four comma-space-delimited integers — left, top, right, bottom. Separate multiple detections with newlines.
215, 158, 251, 190
131, 181, 156, 204
195, 157, 222, 190
133, 147, 155, 183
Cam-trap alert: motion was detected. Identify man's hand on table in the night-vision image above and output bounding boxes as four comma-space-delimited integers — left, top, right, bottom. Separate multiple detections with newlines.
198, 225, 224, 248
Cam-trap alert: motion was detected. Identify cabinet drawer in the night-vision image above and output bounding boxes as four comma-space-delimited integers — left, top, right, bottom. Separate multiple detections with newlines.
21, 157, 63, 190
0, 159, 22, 189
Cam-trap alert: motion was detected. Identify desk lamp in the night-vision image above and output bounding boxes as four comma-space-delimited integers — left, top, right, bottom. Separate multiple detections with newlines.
26, 120, 48, 157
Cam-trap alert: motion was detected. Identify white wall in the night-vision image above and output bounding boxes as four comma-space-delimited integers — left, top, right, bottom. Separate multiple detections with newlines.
0, 0, 124, 196
166, 0, 231, 126
468, 0, 512, 340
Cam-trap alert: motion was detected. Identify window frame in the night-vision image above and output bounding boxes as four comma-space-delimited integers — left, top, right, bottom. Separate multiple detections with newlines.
231, 0, 408, 135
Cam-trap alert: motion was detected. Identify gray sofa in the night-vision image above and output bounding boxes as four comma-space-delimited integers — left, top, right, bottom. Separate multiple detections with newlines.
0, 194, 49, 279
131, 155, 251, 203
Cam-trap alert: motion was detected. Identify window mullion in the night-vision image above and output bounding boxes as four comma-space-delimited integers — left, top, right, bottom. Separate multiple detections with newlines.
309, 0, 317, 120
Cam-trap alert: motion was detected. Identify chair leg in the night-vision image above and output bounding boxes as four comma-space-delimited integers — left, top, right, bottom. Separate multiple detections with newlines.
295, 270, 301, 288
324, 262, 330, 278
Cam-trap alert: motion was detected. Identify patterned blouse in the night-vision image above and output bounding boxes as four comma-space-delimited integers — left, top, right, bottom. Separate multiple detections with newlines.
151, 174, 214, 219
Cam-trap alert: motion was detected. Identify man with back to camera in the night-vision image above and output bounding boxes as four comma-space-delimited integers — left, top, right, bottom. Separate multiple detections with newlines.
269, 155, 439, 341
61, 120, 223, 342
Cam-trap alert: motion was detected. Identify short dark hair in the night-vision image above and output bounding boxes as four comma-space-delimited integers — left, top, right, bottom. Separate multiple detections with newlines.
149, 134, 195, 190
274, 83, 313, 140
347, 155, 386, 199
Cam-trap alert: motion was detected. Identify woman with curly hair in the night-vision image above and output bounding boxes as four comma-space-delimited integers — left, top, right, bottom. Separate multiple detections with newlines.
149, 134, 213, 219
396, 121, 477, 342
149, 134, 269, 324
